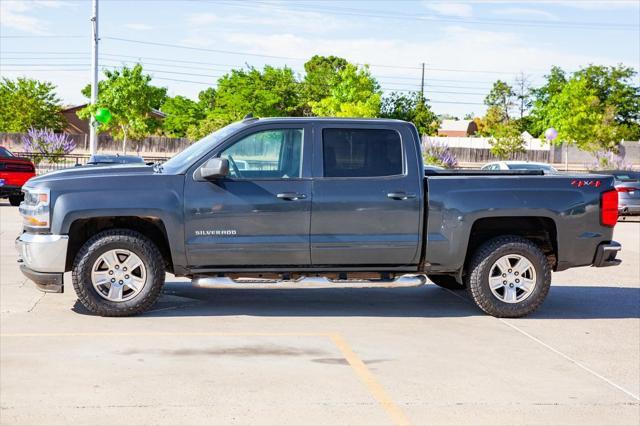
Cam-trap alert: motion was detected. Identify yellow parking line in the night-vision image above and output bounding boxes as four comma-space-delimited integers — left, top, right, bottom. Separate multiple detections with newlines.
330, 333, 411, 426
1, 331, 410, 425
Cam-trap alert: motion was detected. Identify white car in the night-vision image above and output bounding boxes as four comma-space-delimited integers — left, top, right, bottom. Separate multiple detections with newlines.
481, 161, 558, 173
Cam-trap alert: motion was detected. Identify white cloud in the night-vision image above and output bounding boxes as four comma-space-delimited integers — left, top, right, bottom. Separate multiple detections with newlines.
187, 13, 219, 27
425, 2, 473, 18
0, 1, 50, 35
492, 7, 559, 20
125, 23, 154, 31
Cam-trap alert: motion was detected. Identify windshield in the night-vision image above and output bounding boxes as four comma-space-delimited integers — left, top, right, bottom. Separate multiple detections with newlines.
160, 121, 246, 174
0, 147, 14, 158
507, 163, 555, 171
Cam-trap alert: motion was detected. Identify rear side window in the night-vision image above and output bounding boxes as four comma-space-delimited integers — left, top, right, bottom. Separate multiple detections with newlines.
322, 128, 402, 177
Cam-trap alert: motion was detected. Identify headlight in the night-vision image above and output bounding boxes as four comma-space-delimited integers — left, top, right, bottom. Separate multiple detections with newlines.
19, 188, 51, 229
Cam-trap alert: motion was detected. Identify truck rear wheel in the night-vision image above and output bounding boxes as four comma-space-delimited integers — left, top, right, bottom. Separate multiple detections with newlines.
466, 236, 551, 318
427, 274, 465, 290
72, 229, 165, 317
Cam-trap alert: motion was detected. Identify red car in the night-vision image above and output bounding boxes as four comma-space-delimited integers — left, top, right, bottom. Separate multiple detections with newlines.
0, 146, 36, 206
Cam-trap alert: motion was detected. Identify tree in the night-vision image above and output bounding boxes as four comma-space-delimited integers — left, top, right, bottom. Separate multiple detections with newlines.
544, 77, 607, 151
542, 67, 639, 152
0, 77, 66, 132
161, 95, 205, 138
480, 105, 505, 136
529, 66, 568, 136
484, 80, 515, 122
489, 122, 526, 159
380, 91, 439, 135
79, 64, 167, 153
514, 72, 532, 120
310, 64, 381, 117
301, 55, 348, 114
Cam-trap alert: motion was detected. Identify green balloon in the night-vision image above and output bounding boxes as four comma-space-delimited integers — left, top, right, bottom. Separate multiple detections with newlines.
95, 107, 112, 124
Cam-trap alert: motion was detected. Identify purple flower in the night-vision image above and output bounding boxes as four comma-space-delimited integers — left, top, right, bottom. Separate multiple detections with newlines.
22, 128, 75, 164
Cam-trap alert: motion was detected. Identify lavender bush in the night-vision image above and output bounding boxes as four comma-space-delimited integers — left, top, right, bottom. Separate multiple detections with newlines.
423, 140, 458, 169
22, 128, 76, 165
589, 150, 632, 171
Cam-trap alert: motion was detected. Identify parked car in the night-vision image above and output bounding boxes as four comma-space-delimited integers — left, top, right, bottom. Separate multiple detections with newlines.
0, 146, 36, 206
16, 117, 621, 318
482, 161, 558, 173
86, 154, 146, 166
591, 170, 640, 216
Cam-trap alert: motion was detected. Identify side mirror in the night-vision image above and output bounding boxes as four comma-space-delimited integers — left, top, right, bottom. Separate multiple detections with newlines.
199, 158, 229, 180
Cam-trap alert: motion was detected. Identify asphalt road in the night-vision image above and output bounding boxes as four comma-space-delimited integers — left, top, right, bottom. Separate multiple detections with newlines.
1, 201, 638, 425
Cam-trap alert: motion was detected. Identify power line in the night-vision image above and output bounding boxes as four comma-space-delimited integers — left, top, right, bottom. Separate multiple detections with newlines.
218, 0, 639, 31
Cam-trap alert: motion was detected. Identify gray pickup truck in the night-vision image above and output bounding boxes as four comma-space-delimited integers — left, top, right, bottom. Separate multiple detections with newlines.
16, 117, 622, 317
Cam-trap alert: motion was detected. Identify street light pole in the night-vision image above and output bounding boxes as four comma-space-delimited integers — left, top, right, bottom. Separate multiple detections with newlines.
89, 0, 99, 155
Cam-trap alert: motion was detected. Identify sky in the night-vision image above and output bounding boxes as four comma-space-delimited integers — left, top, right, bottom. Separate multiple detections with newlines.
1, 0, 639, 118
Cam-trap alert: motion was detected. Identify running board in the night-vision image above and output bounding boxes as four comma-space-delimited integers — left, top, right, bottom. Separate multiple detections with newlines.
192, 274, 427, 288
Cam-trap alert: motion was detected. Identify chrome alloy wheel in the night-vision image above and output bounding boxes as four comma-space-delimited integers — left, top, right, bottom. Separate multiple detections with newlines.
488, 254, 537, 303
91, 249, 146, 302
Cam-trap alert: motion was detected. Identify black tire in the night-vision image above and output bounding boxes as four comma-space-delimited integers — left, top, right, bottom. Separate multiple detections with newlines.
72, 229, 165, 317
466, 235, 551, 318
428, 274, 465, 290
8, 194, 23, 206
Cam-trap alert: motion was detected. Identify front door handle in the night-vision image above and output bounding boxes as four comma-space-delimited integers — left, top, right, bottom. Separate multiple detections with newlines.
277, 192, 307, 201
387, 192, 416, 200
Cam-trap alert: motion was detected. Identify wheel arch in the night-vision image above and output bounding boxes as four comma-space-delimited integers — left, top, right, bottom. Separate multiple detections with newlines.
465, 216, 558, 273
65, 216, 174, 273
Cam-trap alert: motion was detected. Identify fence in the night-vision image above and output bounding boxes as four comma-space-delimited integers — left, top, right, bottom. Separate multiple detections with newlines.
0, 133, 190, 154
11, 152, 172, 175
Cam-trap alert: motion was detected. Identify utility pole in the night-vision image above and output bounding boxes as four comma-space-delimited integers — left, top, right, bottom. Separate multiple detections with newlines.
420, 62, 425, 103
89, 0, 99, 155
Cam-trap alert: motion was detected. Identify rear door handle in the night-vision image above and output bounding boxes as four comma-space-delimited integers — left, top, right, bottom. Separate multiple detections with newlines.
277, 192, 307, 201
387, 192, 416, 200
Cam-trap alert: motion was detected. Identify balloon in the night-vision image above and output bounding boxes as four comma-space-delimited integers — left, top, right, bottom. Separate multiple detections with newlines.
95, 108, 112, 125
545, 127, 558, 141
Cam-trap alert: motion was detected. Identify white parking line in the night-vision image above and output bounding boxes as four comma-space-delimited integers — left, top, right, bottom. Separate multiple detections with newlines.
443, 288, 640, 402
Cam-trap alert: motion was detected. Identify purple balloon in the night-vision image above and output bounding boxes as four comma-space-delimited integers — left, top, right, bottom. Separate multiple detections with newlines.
545, 127, 558, 141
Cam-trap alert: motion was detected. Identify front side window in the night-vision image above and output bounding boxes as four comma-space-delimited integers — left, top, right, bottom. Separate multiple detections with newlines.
322, 128, 403, 178
220, 128, 304, 179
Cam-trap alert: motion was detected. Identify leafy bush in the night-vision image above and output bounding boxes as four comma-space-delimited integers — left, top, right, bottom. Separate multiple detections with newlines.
589, 150, 632, 170
22, 127, 75, 164
423, 140, 458, 168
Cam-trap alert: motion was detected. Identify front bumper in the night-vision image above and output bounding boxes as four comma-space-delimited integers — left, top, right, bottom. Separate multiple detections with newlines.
15, 233, 68, 293
0, 184, 22, 197
593, 241, 622, 267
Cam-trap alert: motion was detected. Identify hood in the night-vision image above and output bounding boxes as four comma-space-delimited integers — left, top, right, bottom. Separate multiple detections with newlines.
27, 164, 156, 186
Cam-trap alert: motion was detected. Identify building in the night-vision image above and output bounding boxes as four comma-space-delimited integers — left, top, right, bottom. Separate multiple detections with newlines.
437, 119, 478, 137
61, 104, 166, 136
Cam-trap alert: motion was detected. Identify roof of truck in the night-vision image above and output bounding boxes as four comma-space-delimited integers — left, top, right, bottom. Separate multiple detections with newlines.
242, 116, 410, 124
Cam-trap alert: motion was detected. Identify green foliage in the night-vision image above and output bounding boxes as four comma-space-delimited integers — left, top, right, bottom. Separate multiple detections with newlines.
484, 80, 515, 122
311, 64, 381, 117
0, 77, 66, 132
544, 76, 625, 152
489, 122, 526, 159
79, 64, 167, 152
301, 55, 348, 114
161, 95, 205, 138
528, 66, 568, 137
214, 66, 301, 120
380, 92, 439, 135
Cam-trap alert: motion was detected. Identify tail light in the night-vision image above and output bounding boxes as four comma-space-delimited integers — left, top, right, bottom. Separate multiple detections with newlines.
616, 186, 638, 193
600, 189, 618, 227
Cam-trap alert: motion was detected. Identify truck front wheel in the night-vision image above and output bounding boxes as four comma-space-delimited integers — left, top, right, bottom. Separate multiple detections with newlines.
72, 229, 165, 317
466, 236, 551, 318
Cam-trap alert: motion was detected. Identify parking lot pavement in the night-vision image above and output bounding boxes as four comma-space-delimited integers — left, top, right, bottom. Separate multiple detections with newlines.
1, 201, 638, 426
